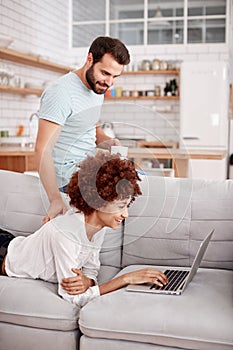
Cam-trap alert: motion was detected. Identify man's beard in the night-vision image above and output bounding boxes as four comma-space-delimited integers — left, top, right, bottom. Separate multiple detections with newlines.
86, 66, 109, 94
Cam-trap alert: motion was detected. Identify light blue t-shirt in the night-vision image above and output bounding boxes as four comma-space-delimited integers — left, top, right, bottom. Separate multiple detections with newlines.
38, 72, 104, 187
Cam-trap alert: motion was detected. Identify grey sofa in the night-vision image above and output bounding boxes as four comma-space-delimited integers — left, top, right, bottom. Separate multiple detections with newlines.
0, 169, 232, 350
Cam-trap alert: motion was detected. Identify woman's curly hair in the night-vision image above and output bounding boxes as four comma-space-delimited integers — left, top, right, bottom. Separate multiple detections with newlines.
66, 152, 142, 215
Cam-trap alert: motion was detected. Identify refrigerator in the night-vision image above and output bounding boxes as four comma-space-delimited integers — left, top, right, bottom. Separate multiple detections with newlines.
180, 61, 229, 180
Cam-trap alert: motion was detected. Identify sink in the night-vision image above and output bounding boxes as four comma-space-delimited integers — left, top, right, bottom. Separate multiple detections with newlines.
0, 136, 33, 147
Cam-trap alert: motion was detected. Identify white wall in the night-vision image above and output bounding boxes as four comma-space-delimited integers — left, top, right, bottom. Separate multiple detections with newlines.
0, 0, 71, 136
0, 0, 232, 140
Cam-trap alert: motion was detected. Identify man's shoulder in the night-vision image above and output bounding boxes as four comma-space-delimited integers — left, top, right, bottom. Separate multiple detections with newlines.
46, 72, 74, 91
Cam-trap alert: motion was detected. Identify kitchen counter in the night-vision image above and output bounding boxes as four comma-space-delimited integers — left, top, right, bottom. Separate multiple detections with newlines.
0, 145, 36, 172
128, 147, 227, 177
0, 145, 227, 177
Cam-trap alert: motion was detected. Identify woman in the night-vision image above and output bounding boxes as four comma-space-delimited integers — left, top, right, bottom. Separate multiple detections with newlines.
0, 152, 167, 307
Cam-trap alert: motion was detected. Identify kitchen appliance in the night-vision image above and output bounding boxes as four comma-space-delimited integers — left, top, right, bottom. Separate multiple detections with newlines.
180, 61, 229, 180
101, 122, 115, 138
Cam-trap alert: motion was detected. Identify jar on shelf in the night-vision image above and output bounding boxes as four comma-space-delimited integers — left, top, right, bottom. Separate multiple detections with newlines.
115, 86, 122, 98
146, 90, 155, 97
131, 90, 139, 97
122, 90, 130, 97
141, 60, 151, 71
155, 86, 161, 96
151, 59, 160, 70
159, 60, 168, 70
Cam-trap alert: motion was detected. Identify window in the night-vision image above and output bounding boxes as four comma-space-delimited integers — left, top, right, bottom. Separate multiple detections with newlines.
71, 0, 227, 47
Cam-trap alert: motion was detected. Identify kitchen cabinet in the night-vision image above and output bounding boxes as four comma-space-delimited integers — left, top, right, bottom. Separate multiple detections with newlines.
136, 141, 178, 171
0, 47, 73, 96
104, 69, 180, 101
0, 146, 36, 172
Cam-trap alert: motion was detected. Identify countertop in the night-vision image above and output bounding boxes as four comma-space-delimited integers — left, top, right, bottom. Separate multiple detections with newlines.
0, 145, 227, 160
0, 145, 35, 155
128, 147, 227, 160
0, 145, 227, 176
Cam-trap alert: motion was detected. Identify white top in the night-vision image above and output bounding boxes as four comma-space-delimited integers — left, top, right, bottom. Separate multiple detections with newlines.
6, 209, 106, 307
38, 71, 104, 187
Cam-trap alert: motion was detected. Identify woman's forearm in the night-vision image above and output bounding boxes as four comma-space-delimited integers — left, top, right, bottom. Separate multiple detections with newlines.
99, 268, 168, 296
99, 274, 128, 296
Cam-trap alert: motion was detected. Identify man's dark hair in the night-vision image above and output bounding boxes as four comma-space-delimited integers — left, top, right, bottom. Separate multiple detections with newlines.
88, 36, 130, 65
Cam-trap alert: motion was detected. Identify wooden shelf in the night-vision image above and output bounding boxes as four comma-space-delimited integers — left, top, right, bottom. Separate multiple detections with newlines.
0, 85, 42, 96
136, 141, 178, 148
0, 47, 73, 73
110, 69, 180, 100
122, 69, 180, 75
105, 95, 179, 101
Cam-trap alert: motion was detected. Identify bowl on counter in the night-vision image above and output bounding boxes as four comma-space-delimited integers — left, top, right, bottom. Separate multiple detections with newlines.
0, 34, 14, 48
0, 136, 33, 147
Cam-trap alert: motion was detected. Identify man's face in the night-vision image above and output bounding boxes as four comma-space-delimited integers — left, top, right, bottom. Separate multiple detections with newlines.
86, 53, 123, 94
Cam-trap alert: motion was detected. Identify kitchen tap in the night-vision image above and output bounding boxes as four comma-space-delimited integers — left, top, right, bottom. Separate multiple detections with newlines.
29, 112, 39, 145
29, 112, 39, 122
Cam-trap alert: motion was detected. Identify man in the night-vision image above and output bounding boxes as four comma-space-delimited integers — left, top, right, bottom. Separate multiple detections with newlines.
35, 36, 130, 224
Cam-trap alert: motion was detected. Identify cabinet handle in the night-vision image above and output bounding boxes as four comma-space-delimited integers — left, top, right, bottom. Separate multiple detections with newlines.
182, 137, 200, 140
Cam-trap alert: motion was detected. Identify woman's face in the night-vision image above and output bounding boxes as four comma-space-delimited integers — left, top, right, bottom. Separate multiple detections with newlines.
95, 197, 131, 230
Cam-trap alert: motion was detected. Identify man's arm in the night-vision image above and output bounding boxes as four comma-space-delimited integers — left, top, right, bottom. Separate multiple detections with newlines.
96, 124, 121, 149
35, 119, 67, 223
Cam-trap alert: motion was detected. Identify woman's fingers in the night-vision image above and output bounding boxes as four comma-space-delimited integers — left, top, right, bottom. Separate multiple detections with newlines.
128, 268, 168, 286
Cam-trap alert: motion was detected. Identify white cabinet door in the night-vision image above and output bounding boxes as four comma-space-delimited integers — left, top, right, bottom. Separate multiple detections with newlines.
180, 61, 229, 148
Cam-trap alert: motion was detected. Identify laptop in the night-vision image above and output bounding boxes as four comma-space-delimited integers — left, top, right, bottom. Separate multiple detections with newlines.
126, 229, 214, 296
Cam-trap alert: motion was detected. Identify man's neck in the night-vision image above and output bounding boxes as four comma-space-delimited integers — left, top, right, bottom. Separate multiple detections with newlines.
74, 67, 91, 90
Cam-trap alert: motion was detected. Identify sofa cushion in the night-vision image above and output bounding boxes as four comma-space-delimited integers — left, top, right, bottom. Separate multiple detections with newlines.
80, 335, 180, 350
0, 322, 80, 350
0, 276, 79, 331
122, 176, 233, 270
79, 265, 233, 350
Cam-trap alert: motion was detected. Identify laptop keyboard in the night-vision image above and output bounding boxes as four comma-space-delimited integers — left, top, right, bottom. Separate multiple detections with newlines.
150, 269, 189, 291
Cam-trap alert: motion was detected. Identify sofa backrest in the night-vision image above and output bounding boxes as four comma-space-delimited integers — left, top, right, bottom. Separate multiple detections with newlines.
0, 170, 49, 235
122, 175, 233, 270
1, 170, 232, 278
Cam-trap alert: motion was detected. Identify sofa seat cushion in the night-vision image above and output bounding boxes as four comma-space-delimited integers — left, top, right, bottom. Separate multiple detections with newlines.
0, 276, 80, 331
80, 335, 182, 350
79, 265, 233, 350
